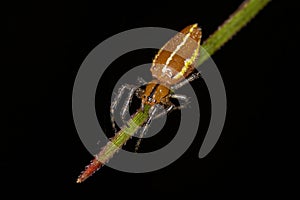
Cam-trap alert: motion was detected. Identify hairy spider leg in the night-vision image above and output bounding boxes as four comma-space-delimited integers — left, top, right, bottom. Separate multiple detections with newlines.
171, 72, 201, 91
120, 86, 139, 124
110, 84, 136, 132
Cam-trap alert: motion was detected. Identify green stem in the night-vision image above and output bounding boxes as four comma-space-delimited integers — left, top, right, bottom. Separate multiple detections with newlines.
198, 0, 270, 66
98, 105, 150, 162
97, 0, 270, 162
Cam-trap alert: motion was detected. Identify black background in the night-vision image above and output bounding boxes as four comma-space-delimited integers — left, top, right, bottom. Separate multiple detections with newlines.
3, 0, 295, 198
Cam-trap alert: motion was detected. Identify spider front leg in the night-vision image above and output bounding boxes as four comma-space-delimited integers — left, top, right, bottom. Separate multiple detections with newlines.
110, 84, 136, 132
152, 104, 174, 120
152, 94, 190, 120
120, 86, 139, 125
137, 77, 147, 85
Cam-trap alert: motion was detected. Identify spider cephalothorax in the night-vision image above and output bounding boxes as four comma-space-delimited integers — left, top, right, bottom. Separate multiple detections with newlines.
140, 80, 171, 106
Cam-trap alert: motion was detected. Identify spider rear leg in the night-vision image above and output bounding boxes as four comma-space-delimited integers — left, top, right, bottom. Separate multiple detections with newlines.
171, 72, 201, 91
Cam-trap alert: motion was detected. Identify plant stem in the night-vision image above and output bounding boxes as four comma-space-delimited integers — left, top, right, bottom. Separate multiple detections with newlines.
98, 105, 150, 163
198, 0, 270, 66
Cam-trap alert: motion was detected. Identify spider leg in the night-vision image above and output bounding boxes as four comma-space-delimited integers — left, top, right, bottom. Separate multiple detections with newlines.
120, 86, 139, 125
153, 104, 174, 120
170, 94, 191, 110
151, 93, 190, 120
137, 77, 147, 85
134, 104, 160, 152
171, 72, 201, 91
110, 84, 136, 132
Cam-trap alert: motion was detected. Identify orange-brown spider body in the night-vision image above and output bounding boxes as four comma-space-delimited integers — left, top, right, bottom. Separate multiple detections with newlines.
142, 23, 202, 107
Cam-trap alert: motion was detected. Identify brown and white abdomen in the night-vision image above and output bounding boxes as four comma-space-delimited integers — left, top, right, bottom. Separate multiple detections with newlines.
150, 24, 202, 85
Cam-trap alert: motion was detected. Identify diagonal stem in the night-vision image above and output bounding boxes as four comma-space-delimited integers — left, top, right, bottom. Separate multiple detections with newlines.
198, 0, 270, 66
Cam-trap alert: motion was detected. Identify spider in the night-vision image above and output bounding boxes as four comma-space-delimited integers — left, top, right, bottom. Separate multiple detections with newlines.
110, 23, 202, 151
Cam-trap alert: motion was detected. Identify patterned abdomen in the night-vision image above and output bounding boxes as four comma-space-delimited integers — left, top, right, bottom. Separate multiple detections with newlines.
150, 24, 202, 85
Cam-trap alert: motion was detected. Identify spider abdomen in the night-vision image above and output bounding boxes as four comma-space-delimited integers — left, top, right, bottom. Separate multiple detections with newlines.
150, 24, 202, 85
